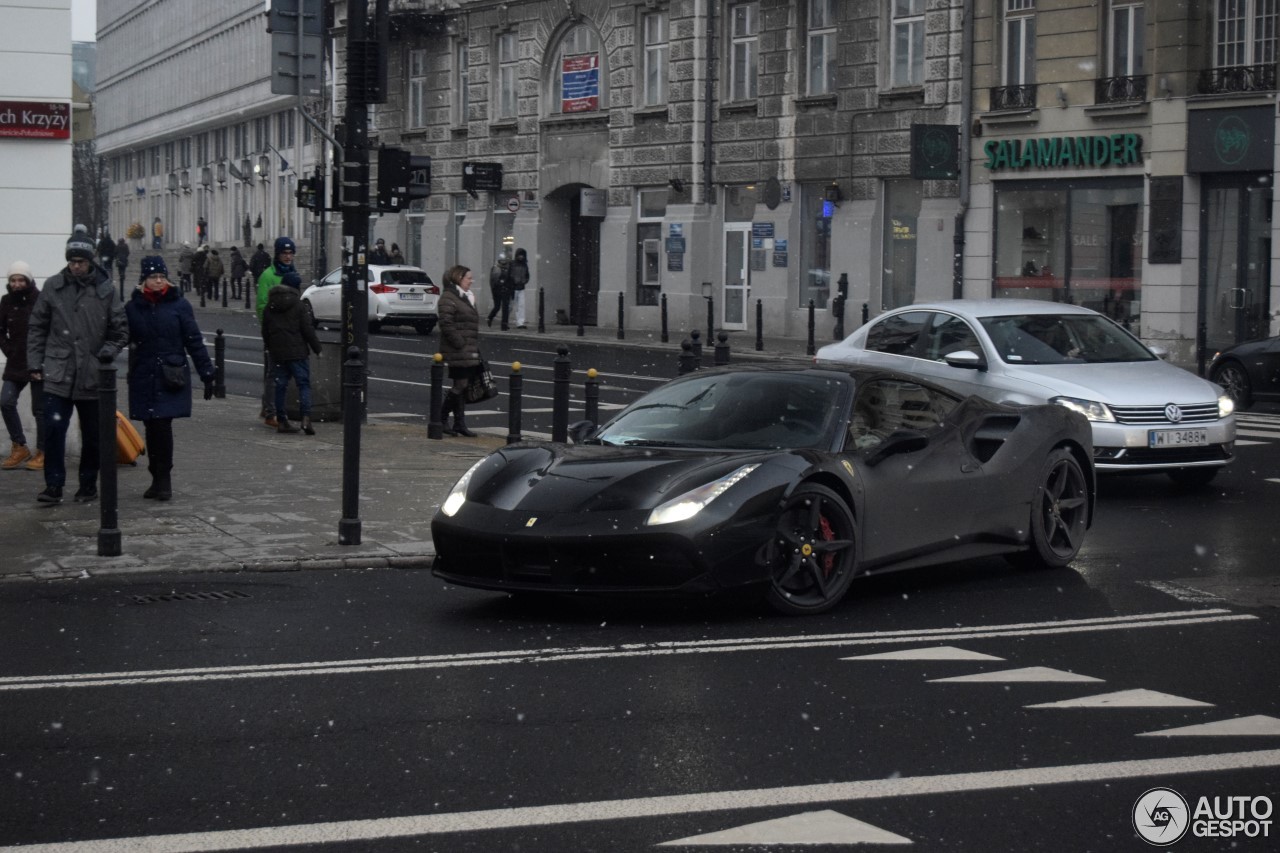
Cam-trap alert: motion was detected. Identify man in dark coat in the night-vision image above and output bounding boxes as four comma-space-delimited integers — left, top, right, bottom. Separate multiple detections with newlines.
368, 237, 390, 265
114, 237, 131, 290
97, 231, 115, 270
248, 243, 272, 285
229, 246, 248, 294
124, 256, 216, 500
26, 231, 129, 504
262, 283, 322, 435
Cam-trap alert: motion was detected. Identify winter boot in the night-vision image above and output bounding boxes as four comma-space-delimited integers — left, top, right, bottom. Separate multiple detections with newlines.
149, 473, 172, 501
440, 394, 458, 436
277, 417, 299, 434
451, 399, 478, 438
25, 450, 44, 470
3, 443, 31, 469
302, 416, 315, 436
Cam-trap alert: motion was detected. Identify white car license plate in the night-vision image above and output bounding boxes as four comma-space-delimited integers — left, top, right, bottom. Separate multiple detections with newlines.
1149, 429, 1208, 448
399, 292, 424, 301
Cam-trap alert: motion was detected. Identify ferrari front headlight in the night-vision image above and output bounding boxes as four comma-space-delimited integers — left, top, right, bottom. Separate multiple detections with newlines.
441, 458, 487, 517
645, 464, 759, 526
1050, 395, 1115, 423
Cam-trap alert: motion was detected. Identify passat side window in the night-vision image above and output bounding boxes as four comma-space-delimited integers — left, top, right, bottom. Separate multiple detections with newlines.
865, 311, 930, 356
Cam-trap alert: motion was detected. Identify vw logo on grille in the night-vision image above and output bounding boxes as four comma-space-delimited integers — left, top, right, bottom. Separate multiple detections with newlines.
1164, 404, 1183, 423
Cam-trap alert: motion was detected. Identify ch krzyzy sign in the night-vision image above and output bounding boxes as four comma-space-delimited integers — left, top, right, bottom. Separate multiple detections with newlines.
983, 132, 1142, 170
0, 101, 71, 139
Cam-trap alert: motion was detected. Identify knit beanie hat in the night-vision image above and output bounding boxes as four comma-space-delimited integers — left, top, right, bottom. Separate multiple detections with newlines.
274, 236, 296, 257
139, 256, 168, 282
7, 260, 34, 285
65, 231, 96, 262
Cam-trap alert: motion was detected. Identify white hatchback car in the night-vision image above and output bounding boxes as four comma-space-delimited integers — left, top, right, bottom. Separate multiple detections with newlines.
816, 299, 1236, 486
303, 264, 439, 335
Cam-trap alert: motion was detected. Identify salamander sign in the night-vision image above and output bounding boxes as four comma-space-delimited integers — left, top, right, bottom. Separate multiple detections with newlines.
983, 133, 1142, 170
0, 100, 72, 140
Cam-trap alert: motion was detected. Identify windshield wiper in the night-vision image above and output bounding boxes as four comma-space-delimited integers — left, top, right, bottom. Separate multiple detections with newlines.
618, 438, 689, 447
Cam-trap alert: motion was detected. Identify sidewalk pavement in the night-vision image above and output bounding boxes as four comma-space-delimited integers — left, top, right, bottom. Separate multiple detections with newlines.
1, 300, 825, 584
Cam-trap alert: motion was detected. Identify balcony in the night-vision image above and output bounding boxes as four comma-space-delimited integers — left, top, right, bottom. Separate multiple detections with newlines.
1197, 64, 1277, 95
1095, 75, 1148, 104
990, 84, 1037, 111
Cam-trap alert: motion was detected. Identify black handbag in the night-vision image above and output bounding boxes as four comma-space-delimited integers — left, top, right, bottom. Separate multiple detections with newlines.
160, 359, 187, 391
465, 359, 499, 404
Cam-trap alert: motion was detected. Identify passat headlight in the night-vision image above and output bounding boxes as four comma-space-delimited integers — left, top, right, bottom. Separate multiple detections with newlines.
441, 458, 487, 517
1050, 395, 1115, 422
645, 464, 759, 526
1218, 393, 1234, 418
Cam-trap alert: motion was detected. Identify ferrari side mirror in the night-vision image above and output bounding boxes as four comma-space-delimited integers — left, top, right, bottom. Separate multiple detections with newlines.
567, 420, 596, 444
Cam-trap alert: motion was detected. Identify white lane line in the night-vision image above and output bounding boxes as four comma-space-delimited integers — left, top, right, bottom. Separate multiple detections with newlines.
1140, 581, 1227, 605
658, 810, 912, 846
929, 666, 1104, 683
8, 750, 1279, 852
1237, 430, 1280, 438
1236, 439, 1267, 446
843, 646, 1004, 662
1026, 689, 1214, 709
1138, 716, 1280, 737
0, 610, 1255, 692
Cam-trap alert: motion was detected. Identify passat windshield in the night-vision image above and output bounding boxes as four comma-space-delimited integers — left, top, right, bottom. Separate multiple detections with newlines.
978, 314, 1156, 365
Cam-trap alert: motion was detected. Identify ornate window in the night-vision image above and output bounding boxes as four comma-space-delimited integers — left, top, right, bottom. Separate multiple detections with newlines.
551, 24, 605, 115
1003, 0, 1036, 86
455, 41, 470, 125
642, 11, 668, 106
496, 31, 518, 120
807, 0, 836, 95
408, 49, 428, 129
728, 2, 758, 101
891, 0, 924, 87
1200, 0, 1278, 92
1109, 1, 1145, 77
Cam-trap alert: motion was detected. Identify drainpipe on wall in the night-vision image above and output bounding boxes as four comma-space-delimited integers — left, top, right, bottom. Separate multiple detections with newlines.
953, 0, 974, 300
703, 1, 716, 200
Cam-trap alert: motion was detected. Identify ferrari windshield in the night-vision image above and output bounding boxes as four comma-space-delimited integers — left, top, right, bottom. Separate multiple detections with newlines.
978, 313, 1156, 365
597, 372, 846, 450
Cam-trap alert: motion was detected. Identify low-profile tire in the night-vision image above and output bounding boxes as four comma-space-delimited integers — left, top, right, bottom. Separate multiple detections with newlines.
416, 319, 436, 335
1009, 448, 1089, 570
1210, 361, 1253, 410
1168, 467, 1219, 488
763, 483, 858, 616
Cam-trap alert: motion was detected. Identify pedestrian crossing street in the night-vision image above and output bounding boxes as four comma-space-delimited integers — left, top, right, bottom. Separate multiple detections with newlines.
1234, 410, 1280, 446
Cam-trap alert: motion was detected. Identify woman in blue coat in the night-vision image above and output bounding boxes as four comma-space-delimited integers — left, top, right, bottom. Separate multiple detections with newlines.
125, 256, 215, 500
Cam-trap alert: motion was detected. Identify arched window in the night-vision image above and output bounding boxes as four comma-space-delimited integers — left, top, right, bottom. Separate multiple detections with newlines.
549, 24, 607, 115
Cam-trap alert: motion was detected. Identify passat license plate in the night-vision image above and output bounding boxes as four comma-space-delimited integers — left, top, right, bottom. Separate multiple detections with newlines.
399, 292, 424, 300
1149, 429, 1208, 448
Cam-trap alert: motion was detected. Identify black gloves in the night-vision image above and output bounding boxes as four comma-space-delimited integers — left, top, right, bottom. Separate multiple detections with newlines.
97, 345, 116, 360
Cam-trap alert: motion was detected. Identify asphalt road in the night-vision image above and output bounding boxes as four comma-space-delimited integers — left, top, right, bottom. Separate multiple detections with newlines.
1, 415, 1278, 851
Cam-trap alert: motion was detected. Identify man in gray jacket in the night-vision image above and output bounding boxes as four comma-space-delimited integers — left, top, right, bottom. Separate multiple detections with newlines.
26, 231, 129, 504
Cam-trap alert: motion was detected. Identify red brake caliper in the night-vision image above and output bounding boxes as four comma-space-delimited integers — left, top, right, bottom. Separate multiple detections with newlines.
818, 514, 836, 576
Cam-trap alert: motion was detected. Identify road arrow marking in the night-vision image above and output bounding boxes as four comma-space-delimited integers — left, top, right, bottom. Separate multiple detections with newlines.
930, 666, 1104, 683
658, 810, 911, 846
1137, 715, 1280, 737
843, 646, 1004, 661
1026, 689, 1213, 709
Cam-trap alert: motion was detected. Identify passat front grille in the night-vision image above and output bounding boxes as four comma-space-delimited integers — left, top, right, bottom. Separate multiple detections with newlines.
1109, 403, 1220, 425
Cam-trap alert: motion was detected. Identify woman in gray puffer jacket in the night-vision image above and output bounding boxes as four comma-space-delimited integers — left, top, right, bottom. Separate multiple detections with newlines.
436, 265, 480, 437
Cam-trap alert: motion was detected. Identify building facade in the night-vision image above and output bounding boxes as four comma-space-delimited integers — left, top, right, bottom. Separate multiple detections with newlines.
967, 0, 1280, 367
1, 0, 74, 282
95, 1, 318, 266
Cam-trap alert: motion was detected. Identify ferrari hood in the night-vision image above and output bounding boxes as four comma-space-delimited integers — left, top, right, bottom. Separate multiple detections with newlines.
468, 445, 773, 513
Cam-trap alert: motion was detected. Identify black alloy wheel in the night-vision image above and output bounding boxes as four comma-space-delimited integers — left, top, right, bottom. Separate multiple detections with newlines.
764, 483, 858, 615
1012, 448, 1089, 570
1210, 361, 1253, 410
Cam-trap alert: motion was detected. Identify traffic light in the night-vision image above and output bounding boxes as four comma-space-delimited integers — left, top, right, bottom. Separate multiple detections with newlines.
377, 147, 431, 213
296, 173, 327, 214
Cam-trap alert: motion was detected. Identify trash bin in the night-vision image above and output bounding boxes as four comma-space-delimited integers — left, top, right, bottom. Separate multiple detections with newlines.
283, 339, 343, 422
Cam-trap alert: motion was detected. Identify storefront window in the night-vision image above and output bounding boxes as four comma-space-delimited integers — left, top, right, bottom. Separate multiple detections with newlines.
883, 180, 922, 309
799, 184, 832, 308
636, 189, 666, 306
994, 179, 1143, 327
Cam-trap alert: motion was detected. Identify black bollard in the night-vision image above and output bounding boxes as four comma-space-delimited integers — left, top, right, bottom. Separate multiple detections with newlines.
339, 345, 363, 545
427, 353, 444, 439
660, 293, 669, 343
552, 345, 571, 443
506, 362, 523, 444
576, 287, 585, 337
617, 292, 625, 340
806, 299, 816, 356
584, 368, 599, 425
537, 287, 545, 334
714, 331, 730, 366
199, 281, 206, 308
862, 302, 869, 325
213, 329, 226, 398
690, 329, 702, 370
755, 299, 764, 351
245, 278, 253, 311
221, 276, 228, 308
706, 295, 714, 346
833, 293, 846, 341
678, 338, 695, 375
97, 353, 121, 556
